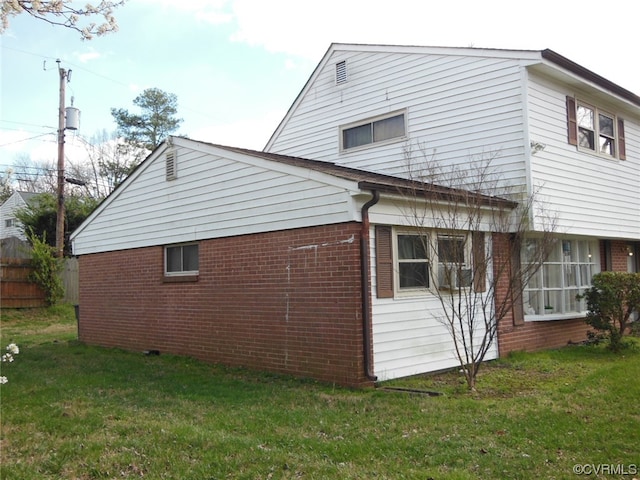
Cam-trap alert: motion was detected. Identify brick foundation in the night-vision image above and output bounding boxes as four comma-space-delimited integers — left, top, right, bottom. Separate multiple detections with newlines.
498, 318, 591, 355
78, 223, 373, 387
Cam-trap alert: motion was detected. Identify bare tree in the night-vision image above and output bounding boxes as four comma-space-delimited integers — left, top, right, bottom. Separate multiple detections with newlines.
402, 142, 558, 390
0, 167, 15, 202
1, 0, 126, 40
74, 130, 135, 198
12, 154, 57, 193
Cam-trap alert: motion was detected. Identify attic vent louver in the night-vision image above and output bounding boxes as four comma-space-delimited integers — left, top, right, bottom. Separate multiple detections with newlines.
336, 60, 347, 84
166, 151, 177, 181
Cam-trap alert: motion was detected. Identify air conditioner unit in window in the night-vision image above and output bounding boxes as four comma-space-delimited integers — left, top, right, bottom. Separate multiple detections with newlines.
438, 266, 472, 289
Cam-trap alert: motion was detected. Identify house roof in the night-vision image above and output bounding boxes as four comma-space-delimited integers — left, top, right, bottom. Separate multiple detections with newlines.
71, 136, 518, 249
74, 136, 517, 240
194, 140, 517, 209
540, 49, 640, 108
0, 191, 37, 208
17, 191, 38, 203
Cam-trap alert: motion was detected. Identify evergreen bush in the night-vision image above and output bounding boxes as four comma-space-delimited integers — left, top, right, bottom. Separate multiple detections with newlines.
580, 272, 640, 351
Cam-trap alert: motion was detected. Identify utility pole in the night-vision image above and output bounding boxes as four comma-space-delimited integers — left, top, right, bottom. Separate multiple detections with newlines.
56, 59, 70, 258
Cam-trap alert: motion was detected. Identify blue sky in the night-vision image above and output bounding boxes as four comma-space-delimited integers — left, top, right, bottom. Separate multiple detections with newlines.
1, 0, 639, 171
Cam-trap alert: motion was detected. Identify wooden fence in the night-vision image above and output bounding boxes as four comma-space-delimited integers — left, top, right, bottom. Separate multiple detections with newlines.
0, 258, 79, 308
61, 257, 79, 304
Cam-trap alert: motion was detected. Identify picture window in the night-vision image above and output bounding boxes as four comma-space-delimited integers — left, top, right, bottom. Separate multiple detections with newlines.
522, 238, 599, 318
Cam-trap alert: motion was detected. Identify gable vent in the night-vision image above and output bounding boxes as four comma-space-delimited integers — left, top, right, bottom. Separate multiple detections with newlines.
166, 151, 177, 181
336, 60, 347, 84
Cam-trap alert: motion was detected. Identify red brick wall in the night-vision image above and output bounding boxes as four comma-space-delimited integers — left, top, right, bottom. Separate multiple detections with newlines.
498, 317, 590, 354
496, 236, 632, 355
78, 223, 372, 387
605, 240, 634, 272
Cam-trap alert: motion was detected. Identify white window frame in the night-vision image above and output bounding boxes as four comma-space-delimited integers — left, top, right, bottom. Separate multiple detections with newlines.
395, 230, 431, 294
393, 229, 472, 296
164, 243, 199, 276
340, 110, 407, 152
522, 238, 600, 320
576, 101, 618, 158
436, 234, 473, 290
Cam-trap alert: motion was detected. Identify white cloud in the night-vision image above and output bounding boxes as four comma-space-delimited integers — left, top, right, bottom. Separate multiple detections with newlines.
74, 49, 102, 63
188, 109, 286, 150
139, 0, 234, 24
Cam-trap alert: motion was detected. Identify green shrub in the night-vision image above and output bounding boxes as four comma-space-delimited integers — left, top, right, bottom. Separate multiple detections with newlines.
27, 232, 64, 306
580, 272, 640, 352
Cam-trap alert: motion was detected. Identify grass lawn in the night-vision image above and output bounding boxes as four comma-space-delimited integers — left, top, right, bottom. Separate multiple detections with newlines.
1, 304, 639, 479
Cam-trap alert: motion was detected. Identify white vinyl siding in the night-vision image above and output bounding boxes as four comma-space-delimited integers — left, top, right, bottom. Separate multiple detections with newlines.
526, 71, 640, 238
72, 139, 361, 255
266, 49, 529, 190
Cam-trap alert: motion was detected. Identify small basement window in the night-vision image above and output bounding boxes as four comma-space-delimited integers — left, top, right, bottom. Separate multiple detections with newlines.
165, 243, 199, 276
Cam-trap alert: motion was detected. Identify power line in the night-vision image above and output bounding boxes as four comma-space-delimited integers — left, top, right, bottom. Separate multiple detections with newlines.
0, 119, 57, 130
0, 133, 54, 147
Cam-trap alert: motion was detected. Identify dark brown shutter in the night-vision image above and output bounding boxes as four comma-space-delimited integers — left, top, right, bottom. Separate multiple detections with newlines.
566, 96, 577, 146
375, 225, 394, 298
472, 232, 486, 292
510, 234, 525, 326
618, 118, 626, 160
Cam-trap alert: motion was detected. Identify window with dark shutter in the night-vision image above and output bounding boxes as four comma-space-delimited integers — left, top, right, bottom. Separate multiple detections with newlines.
375, 225, 394, 298
566, 96, 577, 146
569, 97, 624, 160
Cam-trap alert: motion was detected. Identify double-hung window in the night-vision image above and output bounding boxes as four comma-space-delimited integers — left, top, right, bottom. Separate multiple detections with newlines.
567, 96, 625, 160
341, 111, 406, 151
522, 238, 598, 318
437, 235, 472, 289
397, 233, 430, 289
577, 103, 616, 156
165, 243, 199, 276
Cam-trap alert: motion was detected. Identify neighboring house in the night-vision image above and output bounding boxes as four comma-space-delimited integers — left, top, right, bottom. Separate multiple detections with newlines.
0, 191, 37, 242
265, 43, 640, 356
71, 44, 640, 387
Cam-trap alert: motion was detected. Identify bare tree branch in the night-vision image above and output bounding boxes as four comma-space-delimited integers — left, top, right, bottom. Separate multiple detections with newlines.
401, 142, 558, 390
